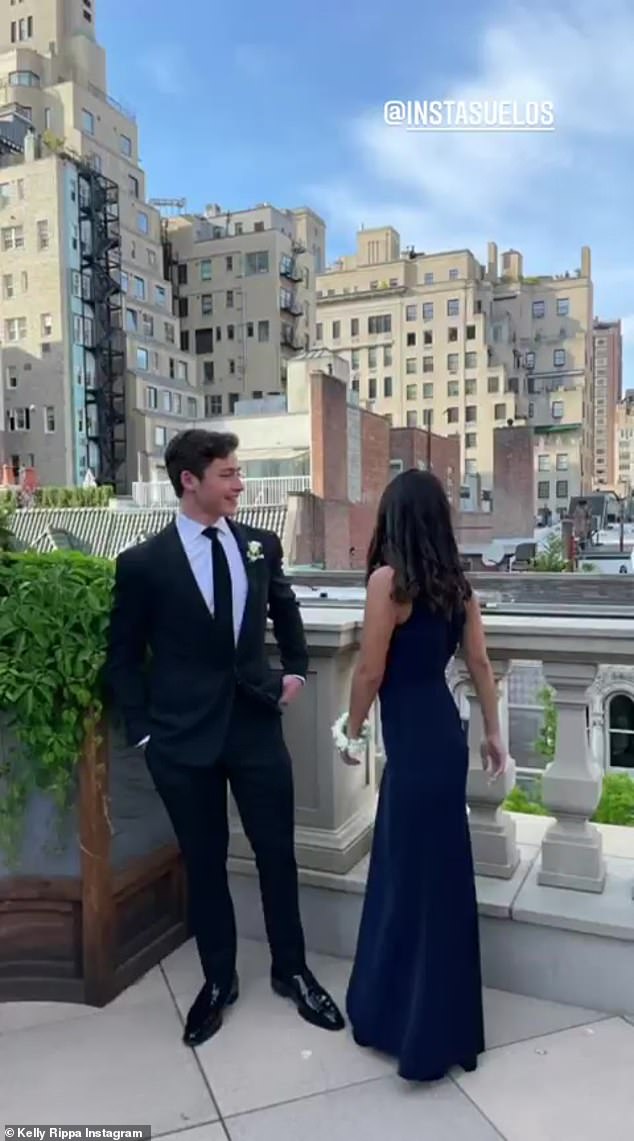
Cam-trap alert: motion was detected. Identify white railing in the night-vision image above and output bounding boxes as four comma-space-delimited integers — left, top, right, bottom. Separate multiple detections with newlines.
132, 475, 311, 510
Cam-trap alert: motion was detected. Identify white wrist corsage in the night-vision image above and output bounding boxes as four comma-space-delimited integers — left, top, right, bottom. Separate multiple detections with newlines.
332, 712, 371, 762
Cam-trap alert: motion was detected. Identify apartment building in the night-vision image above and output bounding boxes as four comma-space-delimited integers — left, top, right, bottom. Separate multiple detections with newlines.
0, 0, 197, 489
592, 318, 622, 489
164, 203, 325, 419
616, 390, 634, 497
315, 229, 594, 516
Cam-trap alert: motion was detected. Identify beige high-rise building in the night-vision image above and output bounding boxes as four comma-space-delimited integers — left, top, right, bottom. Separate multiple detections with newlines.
616, 390, 634, 497
164, 203, 325, 419
592, 318, 622, 490
315, 229, 594, 516
0, 0, 197, 489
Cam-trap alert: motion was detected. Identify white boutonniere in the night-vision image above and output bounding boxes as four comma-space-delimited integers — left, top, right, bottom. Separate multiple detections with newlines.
332, 711, 372, 763
246, 540, 264, 564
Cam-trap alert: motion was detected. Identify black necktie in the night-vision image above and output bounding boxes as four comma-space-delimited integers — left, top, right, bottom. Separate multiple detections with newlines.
203, 526, 234, 652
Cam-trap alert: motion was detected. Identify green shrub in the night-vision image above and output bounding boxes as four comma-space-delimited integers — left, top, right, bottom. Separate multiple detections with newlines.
0, 550, 114, 863
593, 773, 634, 827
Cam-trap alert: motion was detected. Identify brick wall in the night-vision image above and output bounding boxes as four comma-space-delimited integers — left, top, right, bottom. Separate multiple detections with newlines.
389, 428, 461, 511
309, 371, 348, 500
492, 425, 535, 538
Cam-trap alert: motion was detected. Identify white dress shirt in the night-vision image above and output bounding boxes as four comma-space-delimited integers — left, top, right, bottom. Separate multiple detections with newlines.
175, 511, 248, 644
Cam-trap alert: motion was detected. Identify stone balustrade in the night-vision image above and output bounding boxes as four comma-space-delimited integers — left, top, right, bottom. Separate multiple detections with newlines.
241, 606, 634, 903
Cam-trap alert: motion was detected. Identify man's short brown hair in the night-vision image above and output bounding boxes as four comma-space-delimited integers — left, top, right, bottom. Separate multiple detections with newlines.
164, 429, 239, 497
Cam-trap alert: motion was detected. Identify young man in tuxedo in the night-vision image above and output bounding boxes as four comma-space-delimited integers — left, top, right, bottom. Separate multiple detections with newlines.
105, 429, 344, 1045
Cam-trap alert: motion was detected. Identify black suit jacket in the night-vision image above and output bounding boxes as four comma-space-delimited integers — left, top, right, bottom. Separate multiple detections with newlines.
104, 519, 308, 766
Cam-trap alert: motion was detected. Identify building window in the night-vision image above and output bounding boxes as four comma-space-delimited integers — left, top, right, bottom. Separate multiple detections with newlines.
465, 351, 477, 369
465, 405, 477, 423
36, 220, 50, 251
557, 298, 570, 317
608, 694, 634, 770
448, 327, 458, 342
407, 411, 418, 426
82, 108, 95, 135
203, 361, 214, 383
447, 407, 459, 424
525, 351, 535, 369
538, 454, 550, 471
257, 320, 269, 342
447, 299, 459, 316
142, 313, 154, 337
315, 322, 322, 340
556, 453, 569, 471
245, 251, 269, 275
406, 384, 418, 400
200, 259, 213, 280
40, 313, 53, 337
424, 272, 434, 284
423, 356, 433, 373
465, 378, 477, 395
6, 365, 18, 389
553, 348, 566, 367
407, 332, 416, 347
45, 406, 56, 433
137, 211, 149, 235
136, 347, 149, 370
154, 426, 167, 447
449, 268, 459, 280
2, 224, 24, 251
206, 395, 223, 416
447, 380, 459, 397
367, 314, 391, 334
146, 386, 158, 410
368, 347, 377, 369
423, 383, 434, 399
332, 320, 341, 339
422, 302, 433, 320
368, 378, 377, 400
488, 375, 499, 393
384, 376, 393, 398
8, 407, 30, 431
120, 134, 132, 157
447, 353, 459, 373
351, 317, 359, 336
384, 345, 392, 366
201, 294, 213, 316
226, 290, 234, 308
532, 300, 545, 318
556, 480, 569, 500
134, 276, 146, 300
2, 273, 14, 299
406, 358, 417, 374
5, 317, 27, 341
552, 400, 564, 419
494, 403, 506, 421
195, 329, 214, 354
466, 324, 476, 340
126, 308, 138, 332
538, 481, 550, 500
129, 175, 139, 198
465, 433, 477, 449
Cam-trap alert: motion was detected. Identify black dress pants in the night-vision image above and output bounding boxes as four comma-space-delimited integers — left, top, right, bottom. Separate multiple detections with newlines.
145, 690, 306, 988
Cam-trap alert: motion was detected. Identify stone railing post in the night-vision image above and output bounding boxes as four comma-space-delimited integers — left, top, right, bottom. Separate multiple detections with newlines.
455, 658, 520, 879
229, 609, 377, 875
538, 661, 605, 893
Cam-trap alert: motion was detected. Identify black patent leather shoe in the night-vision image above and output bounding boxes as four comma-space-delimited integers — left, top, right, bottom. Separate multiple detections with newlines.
272, 968, 345, 1031
183, 972, 239, 1047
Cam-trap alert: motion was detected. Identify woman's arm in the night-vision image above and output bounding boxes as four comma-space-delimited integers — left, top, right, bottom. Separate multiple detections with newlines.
461, 595, 506, 775
346, 566, 399, 740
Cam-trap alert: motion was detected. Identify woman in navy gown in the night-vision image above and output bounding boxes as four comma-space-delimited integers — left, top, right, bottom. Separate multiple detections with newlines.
338, 469, 506, 1082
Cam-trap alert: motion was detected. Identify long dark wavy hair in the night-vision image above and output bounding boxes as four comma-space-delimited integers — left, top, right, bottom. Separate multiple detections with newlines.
366, 468, 471, 616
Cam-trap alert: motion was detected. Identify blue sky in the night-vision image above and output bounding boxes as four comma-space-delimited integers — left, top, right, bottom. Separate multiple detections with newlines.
99, 0, 633, 384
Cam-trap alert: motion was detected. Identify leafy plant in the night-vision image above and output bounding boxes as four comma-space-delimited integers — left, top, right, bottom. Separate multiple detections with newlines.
0, 499, 16, 552
503, 684, 634, 826
0, 551, 114, 864
1, 485, 113, 509
530, 534, 569, 572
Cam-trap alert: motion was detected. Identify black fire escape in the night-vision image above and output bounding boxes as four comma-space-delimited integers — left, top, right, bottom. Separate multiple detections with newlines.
77, 165, 127, 493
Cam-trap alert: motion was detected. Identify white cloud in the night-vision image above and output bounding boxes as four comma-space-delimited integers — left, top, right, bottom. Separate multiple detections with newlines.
307, 0, 634, 341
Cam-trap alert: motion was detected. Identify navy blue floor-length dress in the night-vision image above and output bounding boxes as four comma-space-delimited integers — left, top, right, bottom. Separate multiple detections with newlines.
346, 598, 485, 1081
